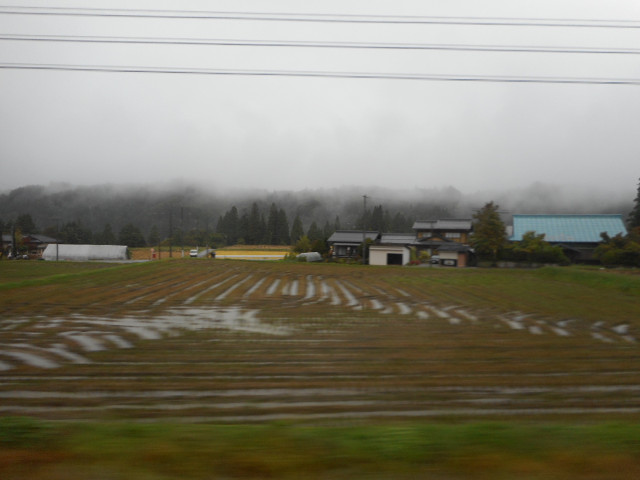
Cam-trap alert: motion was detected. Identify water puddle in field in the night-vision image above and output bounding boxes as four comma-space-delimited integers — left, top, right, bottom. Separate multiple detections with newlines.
243, 277, 266, 299
592, 332, 614, 343
0, 306, 290, 370
0, 387, 361, 399
329, 286, 341, 306
290, 279, 300, 296
153, 278, 210, 306
456, 310, 478, 322
396, 303, 412, 315
185, 275, 237, 304
103, 334, 133, 349
335, 281, 359, 307
369, 299, 384, 310
529, 325, 543, 335
215, 275, 252, 301
551, 327, 570, 337
62, 333, 105, 352
46, 344, 90, 363
303, 276, 315, 300
0, 350, 59, 369
266, 278, 281, 296
430, 307, 450, 319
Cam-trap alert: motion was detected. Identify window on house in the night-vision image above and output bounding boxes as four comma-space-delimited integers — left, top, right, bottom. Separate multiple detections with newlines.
445, 232, 461, 239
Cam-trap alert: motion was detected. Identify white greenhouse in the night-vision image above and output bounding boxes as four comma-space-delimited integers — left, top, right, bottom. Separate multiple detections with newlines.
42, 244, 128, 261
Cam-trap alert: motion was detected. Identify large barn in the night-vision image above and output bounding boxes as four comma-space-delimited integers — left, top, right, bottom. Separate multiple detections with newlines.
510, 214, 627, 262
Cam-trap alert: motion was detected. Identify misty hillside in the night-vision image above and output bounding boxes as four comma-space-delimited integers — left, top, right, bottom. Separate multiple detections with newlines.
0, 182, 633, 243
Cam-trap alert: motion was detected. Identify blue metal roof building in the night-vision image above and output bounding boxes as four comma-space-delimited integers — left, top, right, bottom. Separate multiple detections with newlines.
511, 214, 627, 243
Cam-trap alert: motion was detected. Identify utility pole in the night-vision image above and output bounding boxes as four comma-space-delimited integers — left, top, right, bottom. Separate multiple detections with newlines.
169, 209, 173, 258
362, 194, 368, 265
55, 218, 59, 261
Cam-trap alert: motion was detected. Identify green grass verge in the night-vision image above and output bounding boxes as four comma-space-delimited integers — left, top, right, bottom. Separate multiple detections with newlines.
1, 418, 639, 479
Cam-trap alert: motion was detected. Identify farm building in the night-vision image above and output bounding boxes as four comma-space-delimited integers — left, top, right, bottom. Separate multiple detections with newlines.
369, 233, 414, 266
510, 214, 627, 262
23, 234, 58, 258
42, 244, 128, 261
327, 231, 380, 259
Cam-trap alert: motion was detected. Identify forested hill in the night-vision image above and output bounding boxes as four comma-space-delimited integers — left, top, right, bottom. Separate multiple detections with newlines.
0, 182, 632, 246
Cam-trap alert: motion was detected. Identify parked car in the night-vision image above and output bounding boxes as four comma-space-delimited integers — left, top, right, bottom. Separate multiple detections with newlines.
189, 249, 198, 257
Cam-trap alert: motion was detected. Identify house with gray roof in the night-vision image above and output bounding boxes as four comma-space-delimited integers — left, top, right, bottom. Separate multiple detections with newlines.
327, 230, 380, 259
412, 219, 474, 267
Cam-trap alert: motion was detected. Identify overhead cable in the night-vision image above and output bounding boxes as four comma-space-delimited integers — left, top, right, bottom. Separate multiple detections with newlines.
1, 62, 639, 85
0, 6, 639, 28
2, 33, 640, 55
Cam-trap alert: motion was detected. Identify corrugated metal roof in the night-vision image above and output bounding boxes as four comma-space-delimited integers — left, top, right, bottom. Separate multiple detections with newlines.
511, 215, 626, 243
379, 233, 416, 245
327, 231, 380, 243
413, 219, 472, 231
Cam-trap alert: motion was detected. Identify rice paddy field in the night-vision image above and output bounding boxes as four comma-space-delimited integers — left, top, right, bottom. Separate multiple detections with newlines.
1, 259, 640, 479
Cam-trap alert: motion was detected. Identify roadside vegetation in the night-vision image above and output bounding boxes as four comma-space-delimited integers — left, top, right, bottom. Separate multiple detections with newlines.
2, 417, 640, 479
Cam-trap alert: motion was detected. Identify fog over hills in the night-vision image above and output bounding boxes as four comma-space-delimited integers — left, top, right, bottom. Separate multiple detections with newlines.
0, 181, 633, 241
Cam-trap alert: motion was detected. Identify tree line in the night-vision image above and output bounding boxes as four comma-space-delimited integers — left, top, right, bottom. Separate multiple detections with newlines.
1, 202, 404, 250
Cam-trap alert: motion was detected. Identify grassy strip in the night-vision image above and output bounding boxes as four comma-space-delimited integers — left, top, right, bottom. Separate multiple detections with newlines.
390, 265, 640, 322
1, 418, 640, 479
0, 261, 159, 291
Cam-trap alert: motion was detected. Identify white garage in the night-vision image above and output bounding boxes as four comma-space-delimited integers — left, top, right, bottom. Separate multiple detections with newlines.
368, 234, 414, 266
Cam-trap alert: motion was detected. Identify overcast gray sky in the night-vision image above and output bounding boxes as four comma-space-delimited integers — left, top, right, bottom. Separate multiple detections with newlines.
1, 0, 639, 196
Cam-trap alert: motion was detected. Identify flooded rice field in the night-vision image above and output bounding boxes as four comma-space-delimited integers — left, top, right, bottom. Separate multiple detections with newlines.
1, 260, 639, 422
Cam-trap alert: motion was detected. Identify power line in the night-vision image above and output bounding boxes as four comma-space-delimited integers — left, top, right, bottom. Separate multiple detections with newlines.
1, 62, 639, 85
1, 6, 640, 28
2, 33, 640, 55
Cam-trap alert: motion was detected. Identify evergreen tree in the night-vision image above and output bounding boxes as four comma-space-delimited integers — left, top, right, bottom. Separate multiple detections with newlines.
60, 221, 93, 244
307, 221, 323, 242
259, 213, 268, 244
219, 206, 239, 245
470, 202, 507, 265
15, 214, 36, 234
266, 203, 279, 244
290, 215, 304, 245
98, 223, 116, 244
247, 202, 261, 244
334, 215, 341, 231
118, 223, 146, 247
628, 177, 640, 229
370, 205, 388, 232
277, 208, 290, 245
391, 212, 410, 233
238, 211, 249, 244
323, 220, 333, 239
147, 225, 160, 246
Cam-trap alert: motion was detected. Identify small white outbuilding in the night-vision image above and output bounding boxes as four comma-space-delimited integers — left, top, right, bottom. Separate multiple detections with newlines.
42, 244, 128, 261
